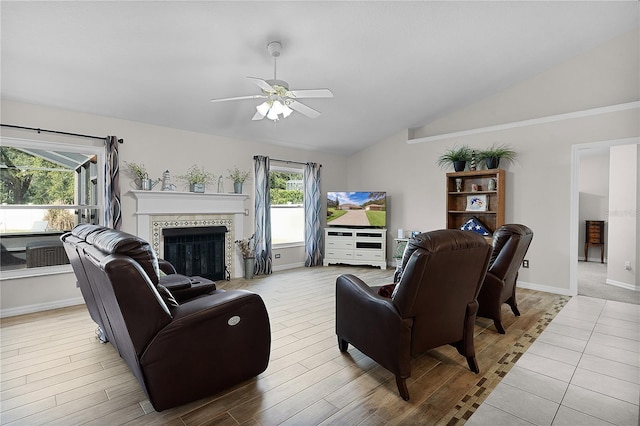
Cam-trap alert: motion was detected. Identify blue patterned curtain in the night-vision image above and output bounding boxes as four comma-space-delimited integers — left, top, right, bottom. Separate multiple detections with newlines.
304, 162, 323, 266
253, 155, 272, 275
104, 136, 122, 229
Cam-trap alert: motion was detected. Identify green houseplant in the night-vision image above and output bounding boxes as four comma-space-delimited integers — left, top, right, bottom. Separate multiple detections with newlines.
124, 161, 153, 190
477, 143, 517, 169
177, 165, 216, 193
227, 166, 250, 194
436, 145, 472, 172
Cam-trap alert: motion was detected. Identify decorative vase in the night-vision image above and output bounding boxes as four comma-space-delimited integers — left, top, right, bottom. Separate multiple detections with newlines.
453, 160, 466, 172
190, 183, 205, 193
244, 257, 255, 279
234, 182, 243, 194
485, 157, 499, 169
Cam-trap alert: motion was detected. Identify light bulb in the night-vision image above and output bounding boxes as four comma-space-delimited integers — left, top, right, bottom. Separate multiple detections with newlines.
267, 107, 279, 121
271, 100, 285, 115
282, 104, 293, 118
256, 101, 270, 116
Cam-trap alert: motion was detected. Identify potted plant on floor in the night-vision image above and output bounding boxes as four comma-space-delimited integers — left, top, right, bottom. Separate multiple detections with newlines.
227, 166, 250, 194
477, 143, 517, 169
235, 234, 255, 279
177, 165, 216, 193
436, 145, 472, 172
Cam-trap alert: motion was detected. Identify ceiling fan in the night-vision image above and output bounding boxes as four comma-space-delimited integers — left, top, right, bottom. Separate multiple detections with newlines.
210, 41, 333, 121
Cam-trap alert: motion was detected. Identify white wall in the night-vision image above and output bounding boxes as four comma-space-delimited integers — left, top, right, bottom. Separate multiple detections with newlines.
578, 151, 609, 261
349, 29, 639, 295
0, 100, 348, 316
606, 144, 638, 289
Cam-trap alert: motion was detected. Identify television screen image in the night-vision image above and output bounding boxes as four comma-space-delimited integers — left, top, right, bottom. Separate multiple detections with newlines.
327, 191, 386, 228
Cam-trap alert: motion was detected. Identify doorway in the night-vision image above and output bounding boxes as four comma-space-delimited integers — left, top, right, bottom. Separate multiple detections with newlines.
571, 139, 639, 305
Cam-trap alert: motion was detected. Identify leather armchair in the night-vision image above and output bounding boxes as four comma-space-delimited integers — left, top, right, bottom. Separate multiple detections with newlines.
336, 229, 492, 401
476, 224, 533, 334
62, 225, 271, 411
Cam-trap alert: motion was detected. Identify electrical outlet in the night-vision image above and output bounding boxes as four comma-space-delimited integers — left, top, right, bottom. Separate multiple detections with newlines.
274, 253, 281, 259
522, 259, 529, 268
624, 261, 631, 271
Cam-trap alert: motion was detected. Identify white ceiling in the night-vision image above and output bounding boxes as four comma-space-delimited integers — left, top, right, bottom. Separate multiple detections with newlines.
1, 1, 638, 155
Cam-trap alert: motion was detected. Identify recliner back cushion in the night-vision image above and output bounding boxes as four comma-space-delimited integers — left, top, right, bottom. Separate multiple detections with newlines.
85, 228, 160, 285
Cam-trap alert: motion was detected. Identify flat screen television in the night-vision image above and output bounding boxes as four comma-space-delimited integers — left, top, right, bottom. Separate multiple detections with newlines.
326, 191, 387, 228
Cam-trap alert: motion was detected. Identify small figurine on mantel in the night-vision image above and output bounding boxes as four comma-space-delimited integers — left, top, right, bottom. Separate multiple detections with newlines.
470, 150, 477, 171
161, 170, 177, 191
217, 175, 224, 193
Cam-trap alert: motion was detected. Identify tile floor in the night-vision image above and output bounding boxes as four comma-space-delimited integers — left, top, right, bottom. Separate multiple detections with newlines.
468, 295, 640, 426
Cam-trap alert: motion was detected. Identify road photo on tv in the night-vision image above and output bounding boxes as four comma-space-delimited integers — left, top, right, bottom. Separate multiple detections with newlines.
326, 191, 386, 228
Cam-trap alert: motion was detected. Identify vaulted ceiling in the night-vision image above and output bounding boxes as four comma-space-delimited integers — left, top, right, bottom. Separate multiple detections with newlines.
1, 1, 638, 155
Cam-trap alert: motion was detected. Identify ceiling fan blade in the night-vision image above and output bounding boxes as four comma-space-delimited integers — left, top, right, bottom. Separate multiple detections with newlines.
252, 110, 266, 121
288, 100, 321, 119
247, 77, 274, 93
210, 94, 266, 103
287, 88, 334, 99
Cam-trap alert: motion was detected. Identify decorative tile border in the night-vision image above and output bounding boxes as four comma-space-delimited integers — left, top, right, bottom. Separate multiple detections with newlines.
442, 295, 570, 425
150, 214, 234, 278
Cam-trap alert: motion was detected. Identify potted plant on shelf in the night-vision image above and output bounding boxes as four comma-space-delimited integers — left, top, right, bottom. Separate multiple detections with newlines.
477, 143, 517, 169
235, 234, 255, 279
227, 166, 250, 194
436, 145, 472, 172
176, 165, 216, 193
125, 161, 154, 190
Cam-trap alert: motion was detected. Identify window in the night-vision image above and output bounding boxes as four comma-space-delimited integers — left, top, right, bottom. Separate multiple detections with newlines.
270, 167, 304, 246
1, 137, 104, 274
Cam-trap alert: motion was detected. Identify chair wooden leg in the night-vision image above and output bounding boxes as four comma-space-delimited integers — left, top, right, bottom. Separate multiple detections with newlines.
466, 356, 480, 374
395, 376, 410, 401
494, 320, 506, 334
337, 336, 349, 352
510, 304, 521, 317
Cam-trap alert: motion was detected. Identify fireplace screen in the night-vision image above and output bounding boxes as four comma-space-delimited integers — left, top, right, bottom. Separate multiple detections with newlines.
162, 226, 227, 281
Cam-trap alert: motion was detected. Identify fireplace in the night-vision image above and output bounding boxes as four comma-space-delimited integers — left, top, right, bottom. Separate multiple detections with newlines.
163, 226, 228, 281
130, 191, 249, 279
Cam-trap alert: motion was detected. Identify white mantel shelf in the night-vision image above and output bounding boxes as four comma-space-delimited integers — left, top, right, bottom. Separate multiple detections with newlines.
129, 190, 249, 215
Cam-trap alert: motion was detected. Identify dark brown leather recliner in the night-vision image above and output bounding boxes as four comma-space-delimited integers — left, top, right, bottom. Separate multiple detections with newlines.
336, 229, 492, 401
476, 224, 533, 334
61, 225, 271, 411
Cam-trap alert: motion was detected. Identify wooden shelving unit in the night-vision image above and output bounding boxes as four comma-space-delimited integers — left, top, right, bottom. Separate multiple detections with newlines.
446, 169, 505, 234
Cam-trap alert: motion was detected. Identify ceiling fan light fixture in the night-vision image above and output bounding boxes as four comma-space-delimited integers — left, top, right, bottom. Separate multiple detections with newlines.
282, 104, 293, 118
266, 107, 279, 121
256, 101, 270, 116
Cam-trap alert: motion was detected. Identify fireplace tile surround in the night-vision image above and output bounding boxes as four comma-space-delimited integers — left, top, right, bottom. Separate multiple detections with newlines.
130, 191, 249, 279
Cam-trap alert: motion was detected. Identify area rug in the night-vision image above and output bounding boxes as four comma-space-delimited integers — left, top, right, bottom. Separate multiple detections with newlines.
442, 295, 571, 425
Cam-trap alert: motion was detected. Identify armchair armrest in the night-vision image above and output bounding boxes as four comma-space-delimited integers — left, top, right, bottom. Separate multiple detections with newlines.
336, 274, 412, 377
158, 259, 177, 275
140, 290, 271, 410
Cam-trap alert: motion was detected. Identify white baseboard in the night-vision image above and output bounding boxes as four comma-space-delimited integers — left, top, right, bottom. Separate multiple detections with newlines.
580, 257, 607, 263
517, 280, 575, 297
605, 279, 639, 292
272, 261, 305, 272
0, 297, 85, 318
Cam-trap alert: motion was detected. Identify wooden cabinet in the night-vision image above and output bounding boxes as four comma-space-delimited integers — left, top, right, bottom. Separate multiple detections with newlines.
324, 228, 387, 269
584, 220, 605, 263
446, 169, 505, 235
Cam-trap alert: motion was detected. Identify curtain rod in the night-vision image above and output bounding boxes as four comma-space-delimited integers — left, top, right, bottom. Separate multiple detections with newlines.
257, 156, 322, 167
1, 124, 124, 144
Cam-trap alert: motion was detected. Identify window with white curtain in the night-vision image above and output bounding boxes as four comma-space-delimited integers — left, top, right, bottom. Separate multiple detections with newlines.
1, 137, 104, 275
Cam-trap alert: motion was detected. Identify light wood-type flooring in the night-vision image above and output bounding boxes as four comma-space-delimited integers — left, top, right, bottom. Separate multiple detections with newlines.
0, 266, 566, 425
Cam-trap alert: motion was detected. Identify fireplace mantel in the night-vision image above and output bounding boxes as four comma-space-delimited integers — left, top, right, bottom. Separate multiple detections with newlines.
129, 190, 250, 278
130, 190, 249, 215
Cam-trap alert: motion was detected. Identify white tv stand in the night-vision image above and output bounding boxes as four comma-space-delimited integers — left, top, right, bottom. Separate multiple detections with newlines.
323, 228, 387, 269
